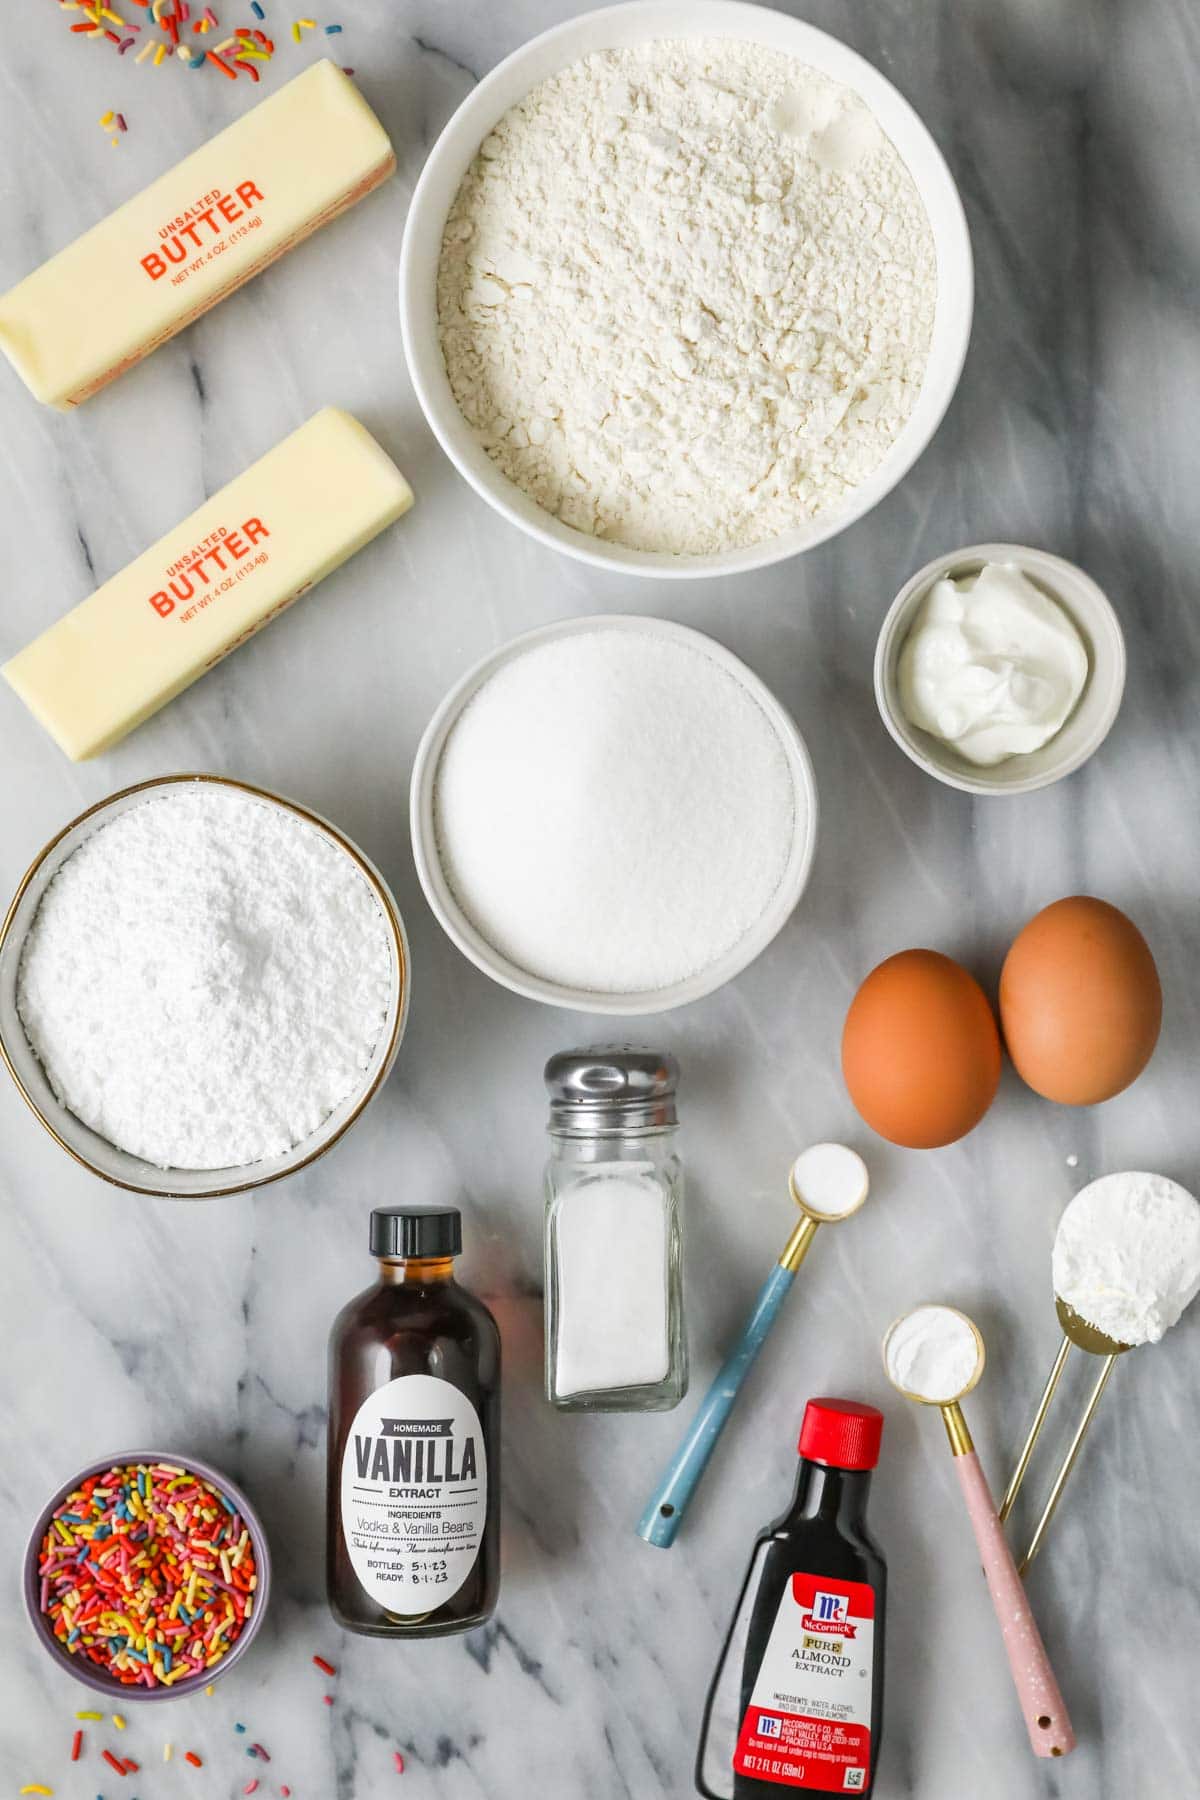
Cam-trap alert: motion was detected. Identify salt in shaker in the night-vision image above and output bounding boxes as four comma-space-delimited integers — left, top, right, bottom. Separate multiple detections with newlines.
544, 1048, 687, 1412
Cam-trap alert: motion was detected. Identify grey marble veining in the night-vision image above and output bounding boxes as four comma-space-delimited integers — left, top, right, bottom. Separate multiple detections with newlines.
0, 2, 1197, 1795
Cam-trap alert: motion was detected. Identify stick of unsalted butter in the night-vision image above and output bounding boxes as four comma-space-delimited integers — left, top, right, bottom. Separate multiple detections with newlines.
0, 61, 394, 409
3, 408, 413, 760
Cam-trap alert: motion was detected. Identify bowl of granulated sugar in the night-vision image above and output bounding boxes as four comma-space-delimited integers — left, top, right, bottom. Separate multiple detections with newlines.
410, 615, 818, 1012
0, 774, 409, 1197
400, 0, 972, 577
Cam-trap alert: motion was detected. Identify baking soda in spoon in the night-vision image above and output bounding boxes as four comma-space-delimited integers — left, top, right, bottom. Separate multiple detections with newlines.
554, 1169, 671, 1397
882, 1306, 1076, 1759
884, 1304, 981, 1402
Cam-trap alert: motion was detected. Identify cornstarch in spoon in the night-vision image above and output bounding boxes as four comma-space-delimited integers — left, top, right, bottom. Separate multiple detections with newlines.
1053, 1171, 1200, 1346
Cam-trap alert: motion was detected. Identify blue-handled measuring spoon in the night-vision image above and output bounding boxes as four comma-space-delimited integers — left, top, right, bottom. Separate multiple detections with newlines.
637, 1144, 869, 1548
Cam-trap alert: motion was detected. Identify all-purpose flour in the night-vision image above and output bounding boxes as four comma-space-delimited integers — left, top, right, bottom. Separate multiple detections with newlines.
438, 39, 936, 555
18, 787, 393, 1169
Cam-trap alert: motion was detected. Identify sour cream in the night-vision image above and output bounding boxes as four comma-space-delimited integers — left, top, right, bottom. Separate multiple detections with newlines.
898, 561, 1089, 766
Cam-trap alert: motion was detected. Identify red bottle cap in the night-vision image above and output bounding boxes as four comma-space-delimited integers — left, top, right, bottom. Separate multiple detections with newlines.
798, 1398, 884, 1471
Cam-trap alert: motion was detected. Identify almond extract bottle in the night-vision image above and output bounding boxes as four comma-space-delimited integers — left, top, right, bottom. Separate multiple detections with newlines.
326, 1206, 500, 1638
696, 1400, 886, 1799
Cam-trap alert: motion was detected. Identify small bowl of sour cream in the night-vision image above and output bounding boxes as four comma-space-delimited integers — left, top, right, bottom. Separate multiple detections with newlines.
874, 543, 1125, 796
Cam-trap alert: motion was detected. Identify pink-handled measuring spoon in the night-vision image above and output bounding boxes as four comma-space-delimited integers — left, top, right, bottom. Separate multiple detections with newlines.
882, 1305, 1076, 1760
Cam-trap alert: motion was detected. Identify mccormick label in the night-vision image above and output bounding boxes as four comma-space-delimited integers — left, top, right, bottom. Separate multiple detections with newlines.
733, 1573, 875, 1792
339, 1373, 486, 1616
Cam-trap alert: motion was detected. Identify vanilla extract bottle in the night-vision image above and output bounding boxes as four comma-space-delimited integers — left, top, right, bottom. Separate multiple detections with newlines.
326, 1206, 500, 1638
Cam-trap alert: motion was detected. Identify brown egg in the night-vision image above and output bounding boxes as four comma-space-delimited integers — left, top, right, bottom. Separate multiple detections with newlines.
1000, 896, 1162, 1105
842, 949, 1002, 1148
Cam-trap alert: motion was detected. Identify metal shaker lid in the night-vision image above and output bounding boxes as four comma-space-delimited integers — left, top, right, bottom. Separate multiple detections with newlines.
544, 1047, 679, 1131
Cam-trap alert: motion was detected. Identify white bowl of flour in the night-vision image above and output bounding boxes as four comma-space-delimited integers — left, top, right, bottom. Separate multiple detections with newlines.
400, 0, 972, 577
410, 615, 818, 1012
0, 776, 409, 1198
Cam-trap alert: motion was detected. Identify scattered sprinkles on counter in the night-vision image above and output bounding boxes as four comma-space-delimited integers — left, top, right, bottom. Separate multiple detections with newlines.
54, 0, 347, 85
30, 1646, 327, 1795
36, 1460, 257, 1689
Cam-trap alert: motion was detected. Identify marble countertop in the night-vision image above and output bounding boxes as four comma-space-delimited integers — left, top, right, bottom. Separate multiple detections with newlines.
1, 2, 1196, 1795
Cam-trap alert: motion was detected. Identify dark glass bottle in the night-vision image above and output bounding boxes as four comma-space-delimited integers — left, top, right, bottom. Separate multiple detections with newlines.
696, 1399, 886, 1799
326, 1206, 500, 1639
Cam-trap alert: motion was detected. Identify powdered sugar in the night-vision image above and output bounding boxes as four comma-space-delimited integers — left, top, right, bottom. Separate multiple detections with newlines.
432, 627, 799, 994
1052, 1172, 1200, 1347
437, 39, 936, 555
17, 786, 394, 1169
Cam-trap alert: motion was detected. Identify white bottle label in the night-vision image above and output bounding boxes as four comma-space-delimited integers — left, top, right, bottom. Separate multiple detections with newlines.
733, 1573, 875, 1791
339, 1373, 487, 1616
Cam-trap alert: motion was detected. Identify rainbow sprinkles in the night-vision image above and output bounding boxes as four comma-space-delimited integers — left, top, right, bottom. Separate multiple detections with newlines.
56, 1, 348, 81
36, 1459, 258, 1689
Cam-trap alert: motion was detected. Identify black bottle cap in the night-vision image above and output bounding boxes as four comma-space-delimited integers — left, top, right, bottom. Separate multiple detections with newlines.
370, 1206, 462, 1260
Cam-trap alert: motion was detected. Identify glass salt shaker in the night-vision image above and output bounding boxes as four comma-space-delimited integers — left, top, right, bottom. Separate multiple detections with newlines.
544, 1048, 687, 1412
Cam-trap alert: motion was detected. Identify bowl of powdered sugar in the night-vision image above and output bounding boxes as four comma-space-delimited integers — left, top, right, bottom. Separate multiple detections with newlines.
400, 0, 971, 576
410, 615, 817, 1011
0, 775, 408, 1197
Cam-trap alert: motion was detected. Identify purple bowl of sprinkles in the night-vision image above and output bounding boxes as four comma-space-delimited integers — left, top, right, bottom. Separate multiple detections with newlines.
23, 1449, 272, 1701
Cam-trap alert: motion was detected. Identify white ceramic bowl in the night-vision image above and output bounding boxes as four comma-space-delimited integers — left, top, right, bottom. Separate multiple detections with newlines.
399, 0, 973, 579
410, 615, 819, 1013
0, 774, 410, 1198
874, 543, 1126, 795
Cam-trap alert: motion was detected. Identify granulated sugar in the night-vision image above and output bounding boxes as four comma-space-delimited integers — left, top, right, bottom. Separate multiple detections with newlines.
18, 786, 393, 1169
438, 38, 936, 555
433, 628, 799, 993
